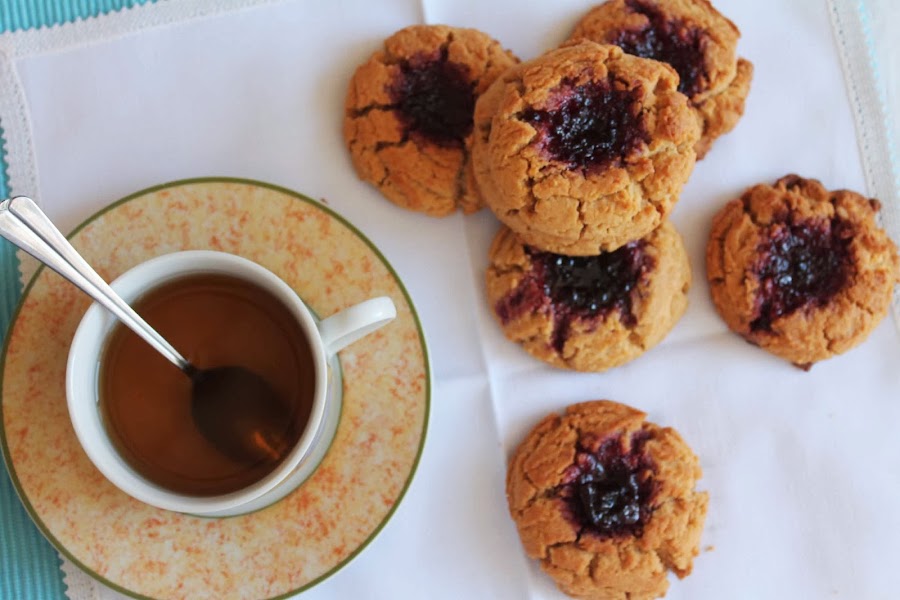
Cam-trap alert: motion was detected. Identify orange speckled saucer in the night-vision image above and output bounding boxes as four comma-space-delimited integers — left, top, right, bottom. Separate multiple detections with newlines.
0, 179, 430, 600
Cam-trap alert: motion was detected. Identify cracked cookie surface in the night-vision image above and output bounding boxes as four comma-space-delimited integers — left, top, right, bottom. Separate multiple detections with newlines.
343, 25, 518, 217
486, 221, 690, 372
507, 400, 708, 600
473, 41, 699, 255
568, 0, 752, 159
706, 175, 900, 368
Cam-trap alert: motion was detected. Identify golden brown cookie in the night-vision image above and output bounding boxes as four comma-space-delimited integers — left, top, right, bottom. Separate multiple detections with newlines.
486, 221, 690, 371
473, 41, 700, 255
568, 0, 752, 159
507, 400, 708, 600
706, 175, 900, 368
343, 25, 518, 217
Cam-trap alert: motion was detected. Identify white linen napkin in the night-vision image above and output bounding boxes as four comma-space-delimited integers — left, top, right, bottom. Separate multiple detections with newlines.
2, 0, 900, 598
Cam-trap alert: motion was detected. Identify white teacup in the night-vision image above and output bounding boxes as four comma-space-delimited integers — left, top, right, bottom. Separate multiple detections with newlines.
66, 250, 395, 517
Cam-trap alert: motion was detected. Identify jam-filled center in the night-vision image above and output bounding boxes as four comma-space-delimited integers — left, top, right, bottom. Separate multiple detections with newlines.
522, 77, 648, 172
495, 242, 654, 352
610, 0, 708, 98
560, 433, 656, 538
389, 47, 476, 147
531, 242, 651, 325
751, 218, 854, 332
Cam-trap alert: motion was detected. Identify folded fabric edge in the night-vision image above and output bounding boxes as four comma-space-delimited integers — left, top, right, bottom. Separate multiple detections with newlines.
0, 140, 22, 328
0, 0, 155, 36
827, 0, 900, 333
0, 0, 286, 59
0, 52, 42, 288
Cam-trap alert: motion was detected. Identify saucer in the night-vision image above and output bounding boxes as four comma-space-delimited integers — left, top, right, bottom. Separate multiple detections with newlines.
0, 179, 430, 599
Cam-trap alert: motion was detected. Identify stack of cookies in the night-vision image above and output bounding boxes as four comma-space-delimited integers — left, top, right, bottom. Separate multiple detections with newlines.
343, 2, 753, 373
477, 0, 751, 372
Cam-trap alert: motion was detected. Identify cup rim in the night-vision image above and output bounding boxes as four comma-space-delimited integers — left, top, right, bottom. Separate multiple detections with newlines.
66, 250, 328, 515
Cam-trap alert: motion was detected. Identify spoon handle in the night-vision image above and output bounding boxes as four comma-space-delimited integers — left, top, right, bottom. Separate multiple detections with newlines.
0, 196, 192, 373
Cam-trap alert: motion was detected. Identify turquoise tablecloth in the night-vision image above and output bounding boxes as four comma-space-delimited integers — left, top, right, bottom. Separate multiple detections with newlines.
0, 2, 154, 598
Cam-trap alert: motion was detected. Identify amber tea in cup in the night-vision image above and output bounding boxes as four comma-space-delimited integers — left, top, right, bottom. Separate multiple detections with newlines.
70, 250, 396, 516
99, 273, 316, 496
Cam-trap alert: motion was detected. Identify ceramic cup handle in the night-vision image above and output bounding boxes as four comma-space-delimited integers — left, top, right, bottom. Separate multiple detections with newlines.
317, 296, 397, 356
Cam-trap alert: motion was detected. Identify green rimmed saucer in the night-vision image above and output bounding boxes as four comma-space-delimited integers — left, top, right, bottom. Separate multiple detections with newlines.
0, 178, 430, 600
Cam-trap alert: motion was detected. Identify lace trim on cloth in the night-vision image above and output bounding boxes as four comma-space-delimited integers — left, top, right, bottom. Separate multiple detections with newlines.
0, 0, 286, 59
60, 558, 102, 600
828, 0, 900, 330
0, 50, 41, 286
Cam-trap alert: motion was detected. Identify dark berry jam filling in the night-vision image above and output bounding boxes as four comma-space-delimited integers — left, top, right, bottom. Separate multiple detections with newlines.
610, 0, 708, 97
558, 433, 656, 538
534, 244, 651, 324
495, 241, 654, 352
522, 77, 648, 173
751, 218, 854, 332
388, 47, 475, 147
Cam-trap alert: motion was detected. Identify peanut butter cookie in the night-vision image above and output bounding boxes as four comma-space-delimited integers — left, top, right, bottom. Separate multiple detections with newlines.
344, 25, 518, 217
486, 221, 690, 371
568, 0, 752, 158
473, 41, 700, 254
507, 400, 708, 600
706, 175, 900, 368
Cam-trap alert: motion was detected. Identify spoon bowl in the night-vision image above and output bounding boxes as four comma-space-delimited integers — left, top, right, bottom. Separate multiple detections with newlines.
190, 365, 294, 464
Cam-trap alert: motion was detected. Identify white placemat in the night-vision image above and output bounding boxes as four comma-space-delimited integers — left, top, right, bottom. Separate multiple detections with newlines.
2, 1, 899, 599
